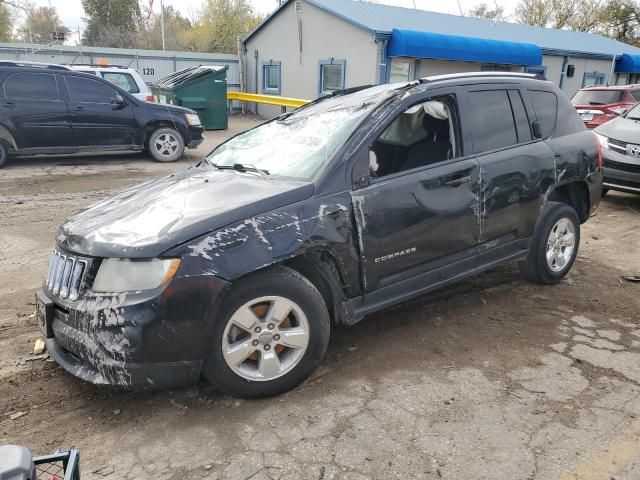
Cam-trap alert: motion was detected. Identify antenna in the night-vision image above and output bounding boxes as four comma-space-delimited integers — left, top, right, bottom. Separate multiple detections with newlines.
456, 0, 465, 16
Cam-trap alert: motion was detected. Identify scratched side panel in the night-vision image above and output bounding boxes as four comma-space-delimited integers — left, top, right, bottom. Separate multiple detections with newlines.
167, 192, 362, 296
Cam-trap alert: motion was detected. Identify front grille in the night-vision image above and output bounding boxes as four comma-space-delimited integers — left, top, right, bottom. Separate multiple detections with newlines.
604, 158, 640, 174
46, 248, 88, 301
608, 138, 627, 151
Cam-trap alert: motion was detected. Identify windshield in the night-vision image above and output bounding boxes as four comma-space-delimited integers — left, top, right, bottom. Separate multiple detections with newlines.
625, 103, 640, 120
572, 90, 624, 105
204, 85, 402, 180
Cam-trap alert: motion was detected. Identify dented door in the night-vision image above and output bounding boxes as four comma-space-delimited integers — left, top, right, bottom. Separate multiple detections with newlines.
352, 158, 480, 292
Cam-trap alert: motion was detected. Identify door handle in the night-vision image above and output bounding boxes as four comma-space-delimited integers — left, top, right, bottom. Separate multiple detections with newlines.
73, 106, 85, 112
2, 102, 14, 108
444, 175, 472, 187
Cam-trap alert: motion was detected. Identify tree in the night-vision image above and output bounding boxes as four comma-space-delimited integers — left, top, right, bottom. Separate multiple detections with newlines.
81, 0, 140, 48
0, 3, 12, 42
515, 0, 606, 32
138, 6, 192, 51
599, 0, 640, 46
15, 6, 69, 44
180, 0, 262, 53
469, 2, 505, 21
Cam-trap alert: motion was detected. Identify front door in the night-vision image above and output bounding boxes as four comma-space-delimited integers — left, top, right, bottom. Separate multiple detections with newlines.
352, 92, 480, 293
62, 75, 141, 148
2, 71, 72, 149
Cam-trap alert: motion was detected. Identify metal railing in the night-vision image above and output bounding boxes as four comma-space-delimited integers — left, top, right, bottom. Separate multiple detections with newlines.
227, 91, 310, 112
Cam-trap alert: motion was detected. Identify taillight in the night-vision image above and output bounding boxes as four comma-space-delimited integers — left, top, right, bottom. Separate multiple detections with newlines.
146, 95, 155, 102
593, 132, 603, 170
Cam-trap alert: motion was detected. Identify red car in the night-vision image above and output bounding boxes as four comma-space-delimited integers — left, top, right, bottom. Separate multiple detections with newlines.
571, 85, 640, 129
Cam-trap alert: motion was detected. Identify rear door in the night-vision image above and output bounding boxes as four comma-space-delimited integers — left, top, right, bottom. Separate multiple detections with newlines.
62, 74, 142, 148
459, 86, 556, 261
1, 71, 72, 149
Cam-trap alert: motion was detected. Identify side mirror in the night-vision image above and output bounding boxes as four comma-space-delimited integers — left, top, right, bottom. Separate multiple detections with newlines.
114, 94, 127, 105
532, 120, 543, 139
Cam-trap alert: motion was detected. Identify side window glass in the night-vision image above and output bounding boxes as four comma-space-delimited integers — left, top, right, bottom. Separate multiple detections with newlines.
468, 90, 517, 153
65, 76, 118, 103
632, 91, 640, 102
528, 90, 558, 138
4, 72, 59, 100
508, 90, 532, 143
369, 95, 458, 178
101, 72, 140, 93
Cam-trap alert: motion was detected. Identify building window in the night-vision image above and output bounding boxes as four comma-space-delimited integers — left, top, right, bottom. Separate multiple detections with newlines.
319, 58, 345, 96
389, 59, 413, 83
481, 64, 513, 72
583, 71, 606, 87
525, 66, 547, 77
262, 60, 281, 95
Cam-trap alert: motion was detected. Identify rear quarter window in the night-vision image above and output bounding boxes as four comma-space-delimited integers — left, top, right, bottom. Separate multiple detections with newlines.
571, 89, 623, 105
527, 90, 557, 138
101, 72, 140, 94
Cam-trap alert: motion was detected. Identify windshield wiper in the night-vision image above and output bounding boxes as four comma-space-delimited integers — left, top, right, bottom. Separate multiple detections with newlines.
210, 162, 270, 176
588, 101, 606, 105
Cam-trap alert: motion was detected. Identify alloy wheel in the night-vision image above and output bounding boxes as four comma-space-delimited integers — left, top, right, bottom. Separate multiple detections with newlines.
221, 296, 310, 381
546, 217, 576, 272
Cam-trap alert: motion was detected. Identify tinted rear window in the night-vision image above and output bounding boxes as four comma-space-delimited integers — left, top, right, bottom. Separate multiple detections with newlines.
571, 90, 623, 105
468, 90, 518, 153
528, 90, 558, 138
4, 72, 59, 100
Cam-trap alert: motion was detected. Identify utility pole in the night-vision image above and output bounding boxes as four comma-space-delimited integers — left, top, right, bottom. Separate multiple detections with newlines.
160, 0, 165, 51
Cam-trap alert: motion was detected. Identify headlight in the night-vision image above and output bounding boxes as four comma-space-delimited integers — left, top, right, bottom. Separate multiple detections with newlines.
594, 132, 609, 150
185, 113, 201, 126
92, 258, 181, 293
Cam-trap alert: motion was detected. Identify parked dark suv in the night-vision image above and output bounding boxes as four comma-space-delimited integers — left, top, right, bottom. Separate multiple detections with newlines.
36, 73, 602, 398
0, 61, 204, 167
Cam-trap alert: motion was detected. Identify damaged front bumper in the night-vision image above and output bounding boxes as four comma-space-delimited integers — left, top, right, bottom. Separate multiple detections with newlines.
38, 274, 230, 389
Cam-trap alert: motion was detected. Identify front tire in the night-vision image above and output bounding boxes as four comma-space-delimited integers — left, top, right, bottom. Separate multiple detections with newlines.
202, 266, 330, 398
0, 142, 9, 168
520, 201, 580, 284
147, 127, 184, 162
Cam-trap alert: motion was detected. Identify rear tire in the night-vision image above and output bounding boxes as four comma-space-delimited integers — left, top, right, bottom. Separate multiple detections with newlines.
0, 142, 9, 168
147, 127, 184, 162
520, 201, 580, 284
202, 266, 330, 398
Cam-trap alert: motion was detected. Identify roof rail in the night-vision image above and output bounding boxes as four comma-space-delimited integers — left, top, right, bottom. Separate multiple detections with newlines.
0, 60, 70, 71
66, 64, 129, 69
420, 71, 547, 83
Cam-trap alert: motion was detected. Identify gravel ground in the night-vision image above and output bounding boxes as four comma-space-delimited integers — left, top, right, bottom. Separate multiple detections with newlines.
1, 115, 640, 480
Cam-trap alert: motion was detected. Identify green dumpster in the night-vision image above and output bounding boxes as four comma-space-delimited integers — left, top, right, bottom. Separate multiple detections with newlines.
152, 65, 228, 130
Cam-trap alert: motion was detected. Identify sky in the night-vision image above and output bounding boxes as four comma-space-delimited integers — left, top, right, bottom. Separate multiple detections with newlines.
19, 0, 521, 44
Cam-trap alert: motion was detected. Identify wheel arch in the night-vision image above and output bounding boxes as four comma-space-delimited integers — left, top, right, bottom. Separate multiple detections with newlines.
283, 249, 350, 325
546, 180, 591, 223
0, 124, 17, 150
144, 121, 186, 146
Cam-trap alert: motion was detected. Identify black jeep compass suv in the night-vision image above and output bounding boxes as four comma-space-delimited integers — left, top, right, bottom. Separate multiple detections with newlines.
36, 73, 602, 397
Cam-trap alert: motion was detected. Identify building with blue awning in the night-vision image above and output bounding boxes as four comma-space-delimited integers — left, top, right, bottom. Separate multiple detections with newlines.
242, 0, 640, 117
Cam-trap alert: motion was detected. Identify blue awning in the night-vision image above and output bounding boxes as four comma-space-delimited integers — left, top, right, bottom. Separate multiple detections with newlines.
616, 54, 640, 73
387, 28, 543, 66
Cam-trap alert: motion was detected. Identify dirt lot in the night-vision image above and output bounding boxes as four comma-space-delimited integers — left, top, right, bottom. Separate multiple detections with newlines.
1, 115, 640, 480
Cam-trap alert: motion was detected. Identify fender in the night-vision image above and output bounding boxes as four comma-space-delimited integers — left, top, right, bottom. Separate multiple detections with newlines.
167, 191, 363, 299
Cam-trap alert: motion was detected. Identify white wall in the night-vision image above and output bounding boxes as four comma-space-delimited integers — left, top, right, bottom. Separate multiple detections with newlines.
244, 0, 379, 117
416, 59, 524, 78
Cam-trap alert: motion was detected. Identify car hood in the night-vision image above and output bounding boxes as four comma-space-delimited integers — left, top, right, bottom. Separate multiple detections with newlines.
57, 167, 315, 258
146, 103, 196, 115
595, 116, 640, 141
